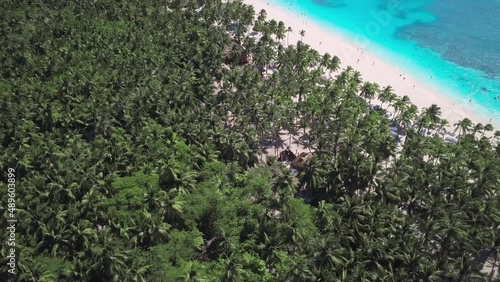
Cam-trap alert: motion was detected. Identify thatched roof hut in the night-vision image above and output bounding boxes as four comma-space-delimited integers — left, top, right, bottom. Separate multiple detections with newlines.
290, 152, 314, 171
223, 40, 251, 65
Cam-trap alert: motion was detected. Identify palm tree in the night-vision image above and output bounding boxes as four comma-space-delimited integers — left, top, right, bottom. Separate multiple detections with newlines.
454, 118, 474, 136
396, 104, 419, 130
320, 53, 331, 71
222, 256, 246, 282
391, 95, 411, 122
299, 29, 305, 42
378, 86, 396, 110
145, 190, 184, 226
328, 55, 341, 74
68, 222, 98, 255
287, 255, 317, 281
270, 165, 299, 201
314, 200, 335, 232
60, 258, 87, 281
286, 26, 293, 46
276, 21, 287, 45
491, 130, 500, 145
481, 123, 494, 139
258, 9, 267, 23
176, 261, 199, 282
472, 122, 484, 137
300, 154, 328, 199
160, 165, 197, 194
359, 82, 379, 104
34, 221, 72, 257
87, 231, 131, 281
136, 210, 170, 248
436, 118, 449, 135
420, 104, 442, 130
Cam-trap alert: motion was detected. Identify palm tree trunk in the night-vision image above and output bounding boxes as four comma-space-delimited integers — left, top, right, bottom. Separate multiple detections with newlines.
488, 253, 498, 281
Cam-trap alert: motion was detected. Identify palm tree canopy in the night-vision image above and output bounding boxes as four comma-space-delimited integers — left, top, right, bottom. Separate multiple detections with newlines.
1, 0, 498, 281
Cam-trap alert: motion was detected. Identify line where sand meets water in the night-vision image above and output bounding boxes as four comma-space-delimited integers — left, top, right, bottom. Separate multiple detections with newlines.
243, 0, 500, 131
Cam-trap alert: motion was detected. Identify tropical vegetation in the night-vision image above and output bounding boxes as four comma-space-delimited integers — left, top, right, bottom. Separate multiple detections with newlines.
0, 0, 499, 281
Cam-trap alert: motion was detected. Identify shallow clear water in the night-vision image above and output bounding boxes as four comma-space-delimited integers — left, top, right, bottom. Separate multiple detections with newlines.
276, 0, 500, 121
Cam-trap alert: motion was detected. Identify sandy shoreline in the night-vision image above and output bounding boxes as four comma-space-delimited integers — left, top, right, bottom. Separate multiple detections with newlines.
242, 0, 500, 131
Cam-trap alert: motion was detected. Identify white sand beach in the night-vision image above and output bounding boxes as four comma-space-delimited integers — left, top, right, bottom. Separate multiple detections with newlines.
243, 0, 500, 132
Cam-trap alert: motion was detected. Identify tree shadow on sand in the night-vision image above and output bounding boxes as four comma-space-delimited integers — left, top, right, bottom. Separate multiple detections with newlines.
260, 134, 287, 156
292, 131, 315, 152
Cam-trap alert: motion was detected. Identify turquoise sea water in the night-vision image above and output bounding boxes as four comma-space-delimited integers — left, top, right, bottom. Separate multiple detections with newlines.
276, 0, 500, 121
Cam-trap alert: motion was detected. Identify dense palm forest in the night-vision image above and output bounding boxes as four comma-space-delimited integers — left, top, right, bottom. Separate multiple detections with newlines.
1, 0, 500, 281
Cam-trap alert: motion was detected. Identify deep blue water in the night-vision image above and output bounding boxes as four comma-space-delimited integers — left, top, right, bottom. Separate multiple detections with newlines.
275, 0, 500, 121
